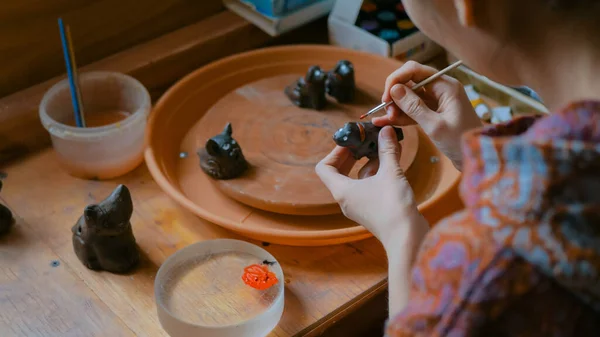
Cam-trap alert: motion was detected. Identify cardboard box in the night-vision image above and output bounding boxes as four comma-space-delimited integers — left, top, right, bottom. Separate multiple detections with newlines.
328, 0, 442, 62
241, 0, 324, 17
224, 0, 335, 36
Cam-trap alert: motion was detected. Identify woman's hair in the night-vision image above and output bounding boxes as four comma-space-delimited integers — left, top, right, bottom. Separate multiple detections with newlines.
545, 0, 600, 10
476, 0, 600, 46
542, 0, 600, 33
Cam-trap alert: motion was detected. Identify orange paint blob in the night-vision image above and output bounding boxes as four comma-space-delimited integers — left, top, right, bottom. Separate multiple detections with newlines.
242, 264, 278, 290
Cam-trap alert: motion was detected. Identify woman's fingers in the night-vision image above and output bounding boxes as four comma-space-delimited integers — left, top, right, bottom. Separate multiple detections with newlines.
358, 159, 379, 179
377, 61, 446, 127
316, 146, 354, 193
340, 152, 358, 176
381, 61, 463, 116
389, 84, 437, 128
377, 127, 404, 177
357, 127, 405, 179
381, 61, 438, 104
371, 110, 416, 127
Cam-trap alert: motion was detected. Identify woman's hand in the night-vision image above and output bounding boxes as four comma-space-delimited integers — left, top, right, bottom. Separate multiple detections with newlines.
372, 61, 482, 171
315, 126, 429, 252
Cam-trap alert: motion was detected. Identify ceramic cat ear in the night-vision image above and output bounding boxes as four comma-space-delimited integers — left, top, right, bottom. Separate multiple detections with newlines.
206, 139, 220, 156
84, 205, 101, 225
306, 66, 324, 82
338, 60, 352, 69
223, 123, 233, 137
106, 184, 133, 220
112, 184, 127, 198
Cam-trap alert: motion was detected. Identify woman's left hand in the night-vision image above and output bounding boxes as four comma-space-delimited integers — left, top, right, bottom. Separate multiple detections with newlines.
315, 126, 429, 252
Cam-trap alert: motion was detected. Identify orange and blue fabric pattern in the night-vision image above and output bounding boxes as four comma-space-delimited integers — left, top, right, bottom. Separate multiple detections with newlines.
386, 101, 600, 336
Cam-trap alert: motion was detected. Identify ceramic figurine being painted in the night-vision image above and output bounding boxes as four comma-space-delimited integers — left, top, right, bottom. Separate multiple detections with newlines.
72, 184, 139, 273
198, 123, 249, 180
325, 60, 356, 103
285, 65, 327, 110
0, 180, 14, 236
333, 122, 404, 160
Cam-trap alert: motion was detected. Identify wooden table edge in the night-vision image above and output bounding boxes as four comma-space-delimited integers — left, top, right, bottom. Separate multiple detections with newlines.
303, 280, 388, 337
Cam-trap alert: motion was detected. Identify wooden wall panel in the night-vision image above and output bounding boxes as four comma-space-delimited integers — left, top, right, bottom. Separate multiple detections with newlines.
0, 13, 333, 164
0, 0, 224, 98
0, 11, 272, 164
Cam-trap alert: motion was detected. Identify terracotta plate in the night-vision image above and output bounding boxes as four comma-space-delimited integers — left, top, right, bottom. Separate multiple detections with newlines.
145, 45, 462, 246
191, 74, 419, 215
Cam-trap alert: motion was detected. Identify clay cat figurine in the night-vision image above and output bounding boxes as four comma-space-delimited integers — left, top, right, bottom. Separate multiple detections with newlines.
284, 65, 327, 110
333, 122, 404, 160
325, 60, 356, 103
198, 123, 249, 180
72, 184, 139, 273
0, 180, 14, 236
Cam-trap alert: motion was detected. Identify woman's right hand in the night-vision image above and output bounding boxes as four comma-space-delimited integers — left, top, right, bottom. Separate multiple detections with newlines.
372, 61, 482, 171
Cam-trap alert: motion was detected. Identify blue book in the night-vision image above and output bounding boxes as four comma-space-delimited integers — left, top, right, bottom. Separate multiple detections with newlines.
244, 0, 323, 17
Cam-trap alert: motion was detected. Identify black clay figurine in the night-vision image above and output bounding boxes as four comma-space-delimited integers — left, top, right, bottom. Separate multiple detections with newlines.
333, 122, 404, 160
198, 123, 249, 180
72, 184, 139, 273
285, 65, 327, 110
0, 180, 14, 236
326, 60, 356, 103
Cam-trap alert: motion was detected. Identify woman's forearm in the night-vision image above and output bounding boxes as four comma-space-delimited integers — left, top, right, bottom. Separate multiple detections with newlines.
387, 244, 415, 316
384, 215, 430, 317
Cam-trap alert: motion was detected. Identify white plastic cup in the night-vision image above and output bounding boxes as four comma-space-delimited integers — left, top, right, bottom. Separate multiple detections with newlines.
39, 71, 151, 180
154, 239, 285, 337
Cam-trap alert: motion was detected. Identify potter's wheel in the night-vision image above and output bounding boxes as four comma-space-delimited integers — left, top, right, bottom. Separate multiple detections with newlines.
144, 45, 462, 246
186, 74, 419, 216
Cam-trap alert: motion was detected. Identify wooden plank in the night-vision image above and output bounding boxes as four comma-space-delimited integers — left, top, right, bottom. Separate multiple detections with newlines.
0, 150, 389, 336
0, 215, 135, 337
0, 10, 270, 164
0, 0, 224, 97
319, 290, 389, 337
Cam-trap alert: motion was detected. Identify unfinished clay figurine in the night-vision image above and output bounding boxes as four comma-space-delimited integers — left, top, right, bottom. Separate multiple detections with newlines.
285, 65, 327, 110
72, 184, 139, 273
0, 180, 14, 236
326, 60, 356, 103
198, 123, 249, 180
333, 122, 404, 160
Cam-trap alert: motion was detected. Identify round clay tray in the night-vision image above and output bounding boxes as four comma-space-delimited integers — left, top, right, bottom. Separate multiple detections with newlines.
145, 45, 462, 246
191, 73, 419, 216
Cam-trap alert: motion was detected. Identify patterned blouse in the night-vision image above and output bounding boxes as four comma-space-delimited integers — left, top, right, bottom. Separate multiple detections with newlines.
386, 101, 600, 336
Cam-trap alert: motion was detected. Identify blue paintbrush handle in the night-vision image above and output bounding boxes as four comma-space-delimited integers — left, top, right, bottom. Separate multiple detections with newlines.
58, 18, 84, 128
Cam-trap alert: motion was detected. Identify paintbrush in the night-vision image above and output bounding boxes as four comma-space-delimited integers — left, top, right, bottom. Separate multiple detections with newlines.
360, 60, 463, 119
58, 18, 86, 127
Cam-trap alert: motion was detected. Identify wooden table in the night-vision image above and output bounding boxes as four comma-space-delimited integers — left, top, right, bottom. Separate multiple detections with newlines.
0, 9, 459, 333
0, 63, 460, 337
0, 149, 396, 337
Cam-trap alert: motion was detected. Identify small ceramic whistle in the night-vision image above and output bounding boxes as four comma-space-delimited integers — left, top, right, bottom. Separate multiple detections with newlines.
333, 122, 404, 160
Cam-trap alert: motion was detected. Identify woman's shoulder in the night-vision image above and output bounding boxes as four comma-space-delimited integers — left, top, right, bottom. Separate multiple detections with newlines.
460, 101, 600, 166
522, 101, 600, 143
458, 100, 600, 230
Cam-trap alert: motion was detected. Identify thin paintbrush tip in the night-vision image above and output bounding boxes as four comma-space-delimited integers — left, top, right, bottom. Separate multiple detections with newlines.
360, 101, 390, 119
